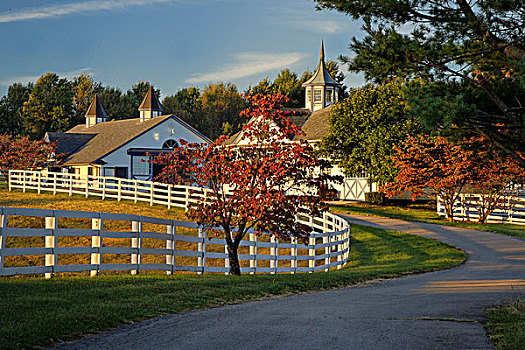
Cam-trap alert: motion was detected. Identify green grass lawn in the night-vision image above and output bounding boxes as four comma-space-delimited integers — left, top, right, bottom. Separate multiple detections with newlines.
0, 224, 464, 349
0, 190, 466, 350
331, 201, 525, 240
486, 298, 525, 349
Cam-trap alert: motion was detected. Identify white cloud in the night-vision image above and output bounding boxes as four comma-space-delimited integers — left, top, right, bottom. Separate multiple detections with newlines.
0, 0, 174, 23
0, 67, 95, 87
185, 52, 306, 84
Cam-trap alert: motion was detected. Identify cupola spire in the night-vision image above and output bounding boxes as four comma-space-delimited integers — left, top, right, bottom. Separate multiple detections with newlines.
301, 41, 342, 112
139, 86, 163, 122
85, 94, 107, 128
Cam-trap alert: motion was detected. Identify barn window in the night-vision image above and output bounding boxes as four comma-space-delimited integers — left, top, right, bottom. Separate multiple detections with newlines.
162, 139, 178, 149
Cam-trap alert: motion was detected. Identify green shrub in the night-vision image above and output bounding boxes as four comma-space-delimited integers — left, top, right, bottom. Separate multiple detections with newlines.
365, 191, 385, 204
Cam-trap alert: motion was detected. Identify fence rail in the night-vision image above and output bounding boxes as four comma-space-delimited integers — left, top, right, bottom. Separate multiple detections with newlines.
9, 170, 209, 210
437, 192, 525, 225
0, 207, 349, 278
4, 170, 350, 277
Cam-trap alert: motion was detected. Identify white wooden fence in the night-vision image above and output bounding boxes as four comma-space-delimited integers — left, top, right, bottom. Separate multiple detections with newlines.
4, 170, 350, 277
0, 207, 349, 278
9, 170, 209, 210
437, 191, 525, 225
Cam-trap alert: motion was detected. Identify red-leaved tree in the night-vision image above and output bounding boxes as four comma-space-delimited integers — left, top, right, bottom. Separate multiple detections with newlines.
153, 94, 340, 275
383, 135, 473, 221
465, 137, 525, 223
0, 135, 57, 170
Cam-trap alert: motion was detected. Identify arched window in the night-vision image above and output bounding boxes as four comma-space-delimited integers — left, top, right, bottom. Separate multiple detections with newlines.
162, 139, 178, 149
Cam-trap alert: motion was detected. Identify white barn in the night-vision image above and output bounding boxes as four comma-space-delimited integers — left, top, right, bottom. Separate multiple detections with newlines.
45, 87, 211, 181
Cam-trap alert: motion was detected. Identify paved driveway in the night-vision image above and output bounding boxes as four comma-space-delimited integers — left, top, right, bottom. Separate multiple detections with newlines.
55, 215, 525, 349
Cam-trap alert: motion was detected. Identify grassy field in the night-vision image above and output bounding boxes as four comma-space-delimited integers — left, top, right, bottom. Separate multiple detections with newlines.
0, 188, 466, 349
331, 201, 525, 240
486, 298, 525, 349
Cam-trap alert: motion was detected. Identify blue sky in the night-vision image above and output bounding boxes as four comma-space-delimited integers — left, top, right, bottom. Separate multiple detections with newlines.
0, 0, 365, 98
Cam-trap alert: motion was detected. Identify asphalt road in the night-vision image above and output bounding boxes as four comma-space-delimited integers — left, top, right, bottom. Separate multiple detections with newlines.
54, 215, 525, 349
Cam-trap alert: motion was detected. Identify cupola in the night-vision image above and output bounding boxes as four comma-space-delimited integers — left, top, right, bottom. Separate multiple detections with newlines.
302, 40, 341, 112
85, 94, 107, 128
138, 86, 163, 122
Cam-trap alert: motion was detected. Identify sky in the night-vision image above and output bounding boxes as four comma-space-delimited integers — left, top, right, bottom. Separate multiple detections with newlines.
0, 0, 365, 99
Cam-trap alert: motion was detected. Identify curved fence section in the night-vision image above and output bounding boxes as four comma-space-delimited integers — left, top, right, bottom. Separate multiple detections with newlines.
0, 206, 349, 278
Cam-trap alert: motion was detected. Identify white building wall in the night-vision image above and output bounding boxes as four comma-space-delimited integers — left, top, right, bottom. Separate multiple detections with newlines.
100, 116, 208, 178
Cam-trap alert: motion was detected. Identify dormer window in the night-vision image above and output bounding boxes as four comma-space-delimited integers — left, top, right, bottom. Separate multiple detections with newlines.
326, 89, 333, 102
314, 89, 322, 103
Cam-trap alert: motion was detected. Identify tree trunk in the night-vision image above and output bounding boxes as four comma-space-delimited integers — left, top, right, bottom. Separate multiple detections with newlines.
445, 201, 455, 222
227, 243, 241, 276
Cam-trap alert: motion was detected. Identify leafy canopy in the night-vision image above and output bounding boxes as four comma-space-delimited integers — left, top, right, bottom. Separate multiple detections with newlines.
152, 94, 340, 275
314, 0, 525, 166
319, 81, 422, 186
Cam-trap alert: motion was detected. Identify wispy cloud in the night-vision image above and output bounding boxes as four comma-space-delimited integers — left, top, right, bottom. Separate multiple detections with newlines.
185, 52, 306, 84
0, 0, 174, 23
270, 5, 350, 35
0, 67, 95, 87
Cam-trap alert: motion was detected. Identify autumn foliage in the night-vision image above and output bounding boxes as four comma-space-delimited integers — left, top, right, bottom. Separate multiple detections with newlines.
0, 135, 57, 171
384, 135, 524, 223
153, 94, 340, 275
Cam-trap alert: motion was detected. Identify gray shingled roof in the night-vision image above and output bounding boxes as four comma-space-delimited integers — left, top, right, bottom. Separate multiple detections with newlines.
223, 109, 310, 146
85, 94, 107, 117
138, 86, 162, 111
62, 115, 210, 165
294, 104, 335, 141
44, 132, 97, 156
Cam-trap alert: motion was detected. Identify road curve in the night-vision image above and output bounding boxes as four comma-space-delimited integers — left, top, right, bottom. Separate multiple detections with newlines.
54, 215, 525, 350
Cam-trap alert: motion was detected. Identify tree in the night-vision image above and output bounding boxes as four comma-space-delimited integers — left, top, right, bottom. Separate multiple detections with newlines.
0, 135, 57, 170
0, 82, 33, 136
98, 86, 126, 121
319, 81, 422, 187
152, 94, 340, 275
464, 137, 525, 223
272, 69, 303, 107
162, 87, 204, 131
314, 0, 525, 166
22, 73, 74, 139
199, 82, 246, 139
384, 135, 474, 221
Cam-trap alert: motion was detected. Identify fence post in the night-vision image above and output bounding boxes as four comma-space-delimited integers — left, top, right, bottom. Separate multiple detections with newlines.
167, 184, 172, 210
52, 173, 57, 195
150, 183, 154, 206
131, 219, 142, 275
197, 228, 206, 275
117, 179, 122, 202
291, 236, 297, 274
134, 181, 138, 203
90, 215, 103, 277
0, 209, 6, 275
309, 235, 315, 273
224, 244, 230, 275
45, 213, 57, 279
22, 171, 26, 193
249, 233, 256, 275
185, 187, 190, 210
69, 174, 73, 196
166, 224, 175, 275
101, 177, 106, 200
270, 235, 278, 274
37, 172, 41, 194
323, 213, 330, 272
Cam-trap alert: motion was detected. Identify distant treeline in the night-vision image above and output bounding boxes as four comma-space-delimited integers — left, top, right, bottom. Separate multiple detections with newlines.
0, 61, 345, 140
